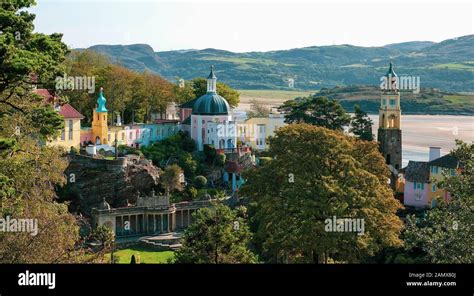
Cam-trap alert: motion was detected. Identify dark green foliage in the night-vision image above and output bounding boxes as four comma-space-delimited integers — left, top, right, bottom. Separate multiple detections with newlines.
194, 175, 207, 189
174, 203, 257, 263
350, 105, 374, 141
216, 153, 226, 166
279, 96, 351, 131
141, 131, 196, 167
29, 106, 65, 139
203, 144, 217, 163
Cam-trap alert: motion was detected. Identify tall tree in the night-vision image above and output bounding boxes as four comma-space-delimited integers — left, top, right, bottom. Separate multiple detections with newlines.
278, 96, 351, 131
0, 0, 81, 263
175, 203, 257, 263
350, 105, 374, 141
404, 141, 474, 263
160, 164, 184, 197
241, 124, 403, 263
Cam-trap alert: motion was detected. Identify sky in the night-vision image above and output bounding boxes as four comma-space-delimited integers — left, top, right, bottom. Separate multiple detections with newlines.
32, 0, 474, 52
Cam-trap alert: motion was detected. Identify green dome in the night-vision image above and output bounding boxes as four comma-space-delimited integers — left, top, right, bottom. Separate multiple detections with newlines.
192, 92, 230, 115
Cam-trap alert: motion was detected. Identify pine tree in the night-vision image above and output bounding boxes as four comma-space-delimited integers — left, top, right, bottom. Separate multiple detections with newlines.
350, 105, 374, 141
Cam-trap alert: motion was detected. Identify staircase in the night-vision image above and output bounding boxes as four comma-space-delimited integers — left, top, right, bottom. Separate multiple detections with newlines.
138, 232, 182, 251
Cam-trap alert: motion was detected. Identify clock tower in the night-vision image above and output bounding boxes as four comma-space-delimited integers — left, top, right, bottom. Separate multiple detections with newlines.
378, 61, 402, 184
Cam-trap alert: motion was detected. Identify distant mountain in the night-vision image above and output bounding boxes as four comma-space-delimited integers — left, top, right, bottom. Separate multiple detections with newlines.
84, 35, 474, 92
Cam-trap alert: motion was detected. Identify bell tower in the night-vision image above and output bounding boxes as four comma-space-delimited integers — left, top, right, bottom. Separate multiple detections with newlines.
378, 61, 402, 180
92, 87, 109, 145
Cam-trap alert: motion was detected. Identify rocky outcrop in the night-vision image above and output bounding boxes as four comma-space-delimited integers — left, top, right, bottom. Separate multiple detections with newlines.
64, 155, 160, 217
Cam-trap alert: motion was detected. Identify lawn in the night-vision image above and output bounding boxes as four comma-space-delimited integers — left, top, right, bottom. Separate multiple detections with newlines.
108, 246, 175, 264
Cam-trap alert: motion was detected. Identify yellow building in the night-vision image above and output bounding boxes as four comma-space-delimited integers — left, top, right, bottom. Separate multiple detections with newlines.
107, 126, 127, 146
48, 104, 85, 150
92, 88, 109, 145
34, 89, 85, 150
241, 113, 286, 150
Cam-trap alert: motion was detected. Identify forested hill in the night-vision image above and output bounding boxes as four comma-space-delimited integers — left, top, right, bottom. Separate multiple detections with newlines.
84, 35, 474, 92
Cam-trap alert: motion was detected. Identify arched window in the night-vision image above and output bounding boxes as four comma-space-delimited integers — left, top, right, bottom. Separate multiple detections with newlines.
389, 114, 396, 128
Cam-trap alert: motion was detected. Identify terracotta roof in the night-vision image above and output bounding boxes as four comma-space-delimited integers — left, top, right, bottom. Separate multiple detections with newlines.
34, 88, 55, 103
58, 104, 84, 119
34, 89, 84, 119
405, 161, 430, 183
429, 154, 460, 169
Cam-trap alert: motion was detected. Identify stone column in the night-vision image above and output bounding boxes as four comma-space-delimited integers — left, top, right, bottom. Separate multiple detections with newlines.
160, 214, 163, 233
166, 213, 171, 232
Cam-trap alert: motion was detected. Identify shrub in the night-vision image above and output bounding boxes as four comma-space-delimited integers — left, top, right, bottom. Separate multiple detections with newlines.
203, 144, 217, 163
216, 153, 226, 166
194, 175, 207, 189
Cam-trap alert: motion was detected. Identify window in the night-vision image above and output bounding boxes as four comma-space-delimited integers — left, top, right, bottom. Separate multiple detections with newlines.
122, 133, 125, 141
414, 182, 424, 190
415, 193, 422, 201
390, 99, 396, 106
129, 132, 133, 139
68, 120, 73, 140
60, 130, 65, 141
450, 169, 456, 176
431, 166, 439, 174
432, 184, 437, 192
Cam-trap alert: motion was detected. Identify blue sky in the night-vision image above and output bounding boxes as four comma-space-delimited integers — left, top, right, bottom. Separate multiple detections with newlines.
32, 0, 473, 52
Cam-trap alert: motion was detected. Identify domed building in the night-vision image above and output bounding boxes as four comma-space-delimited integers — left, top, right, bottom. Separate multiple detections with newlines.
189, 66, 237, 151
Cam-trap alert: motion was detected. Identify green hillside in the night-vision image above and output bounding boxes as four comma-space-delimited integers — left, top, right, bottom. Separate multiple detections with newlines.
86, 35, 474, 92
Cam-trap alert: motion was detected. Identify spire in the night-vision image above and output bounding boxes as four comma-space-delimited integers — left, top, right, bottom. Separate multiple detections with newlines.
96, 87, 108, 113
207, 65, 217, 93
385, 60, 397, 78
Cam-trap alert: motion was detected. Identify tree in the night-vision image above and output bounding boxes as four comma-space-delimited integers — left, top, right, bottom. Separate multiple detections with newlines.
161, 164, 184, 196
241, 124, 403, 263
194, 175, 207, 189
0, 0, 81, 263
173, 80, 195, 104
191, 78, 240, 107
174, 203, 257, 263
247, 99, 270, 119
350, 105, 373, 141
404, 141, 474, 263
279, 96, 351, 131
